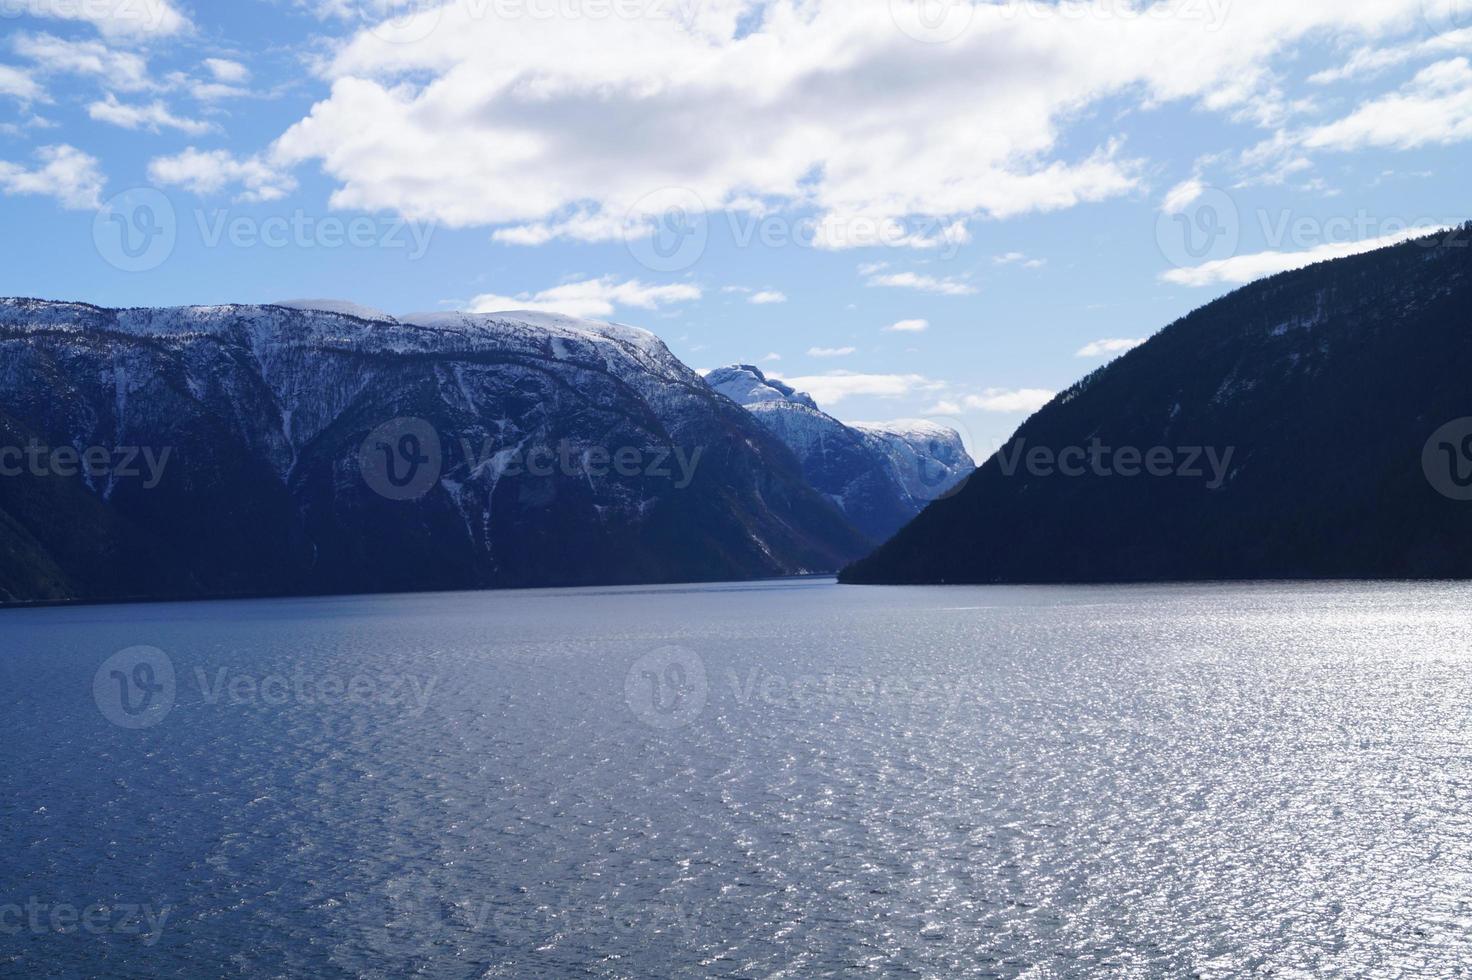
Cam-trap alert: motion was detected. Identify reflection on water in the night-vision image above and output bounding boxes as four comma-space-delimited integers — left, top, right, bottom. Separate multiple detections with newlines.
3, 578, 1471, 976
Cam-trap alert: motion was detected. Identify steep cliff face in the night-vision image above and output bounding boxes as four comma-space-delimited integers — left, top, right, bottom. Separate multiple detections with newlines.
843, 225, 1472, 584
0, 300, 869, 604
706, 365, 975, 543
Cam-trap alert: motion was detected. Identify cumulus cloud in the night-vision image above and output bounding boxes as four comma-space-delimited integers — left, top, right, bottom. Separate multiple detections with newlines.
1161, 178, 1205, 214
0, 144, 104, 209
808, 346, 857, 358
467, 277, 701, 319
1309, 28, 1472, 85
252, 0, 1439, 246
9, 0, 190, 37
148, 147, 298, 202
204, 58, 250, 84
0, 65, 42, 103
13, 33, 151, 91
956, 389, 1058, 414
1077, 338, 1146, 357
1161, 225, 1449, 286
884, 319, 929, 333
1303, 58, 1472, 152
864, 270, 977, 295
749, 290, 787, 304
771, 370, 944, 406
89, 94, 212, 135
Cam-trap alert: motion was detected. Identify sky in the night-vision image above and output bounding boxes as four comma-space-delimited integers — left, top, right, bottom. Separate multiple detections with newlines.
0, 0, 1469, 455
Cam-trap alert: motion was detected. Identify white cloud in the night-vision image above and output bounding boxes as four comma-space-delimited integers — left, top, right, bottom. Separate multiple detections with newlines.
961, 389, 1057, 414
993, 251, 1045, 268
1161, 178, 1205, 214
770, 370, 943, 406
204, 58, 250, 84
148, 147, 298, 202
9, 0, 190, 37
749, 290, 787, 304
13, 33, 151, 91
1162, 225, 1449, 287
1309, 28, 1472, 85
89, 94, 212, 135
0, 64, 42, 103
884, 318, 929, 333
808, 346, 857, 358
760, 352, 781, 363
1077, 338, 1146, 357
259, 0, 1438, 246
864, 271, 977, 296
468, 276, 701, 319
0, 144, 104, 209
1303, 58, 1472, 152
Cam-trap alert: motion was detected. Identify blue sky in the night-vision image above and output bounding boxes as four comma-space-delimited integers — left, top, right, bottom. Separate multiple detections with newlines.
1, 0, 1469, 453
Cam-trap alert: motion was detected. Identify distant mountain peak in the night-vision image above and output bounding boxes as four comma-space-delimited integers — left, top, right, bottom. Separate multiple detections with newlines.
705, 363, 975, 543
272, 299, 396, 322
706, 364, 820, 410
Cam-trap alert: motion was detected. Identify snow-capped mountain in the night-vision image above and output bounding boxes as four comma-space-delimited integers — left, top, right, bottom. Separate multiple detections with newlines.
0, 299, 869, 604
705, 365, 974, 543
850, 420, 976, 509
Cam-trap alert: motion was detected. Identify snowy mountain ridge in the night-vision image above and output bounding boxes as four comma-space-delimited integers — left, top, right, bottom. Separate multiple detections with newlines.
0, 298, 868, 604
705, 364, 975, 543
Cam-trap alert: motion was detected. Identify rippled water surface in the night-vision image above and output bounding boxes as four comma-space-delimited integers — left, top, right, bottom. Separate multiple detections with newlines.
4, 579, 1472, 977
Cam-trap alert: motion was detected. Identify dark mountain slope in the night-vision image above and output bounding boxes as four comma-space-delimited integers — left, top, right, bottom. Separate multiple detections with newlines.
0, 300, 869, 604
843, 224, 1472, 584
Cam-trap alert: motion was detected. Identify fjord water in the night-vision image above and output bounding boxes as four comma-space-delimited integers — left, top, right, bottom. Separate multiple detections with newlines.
3, 580, 1470, 977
